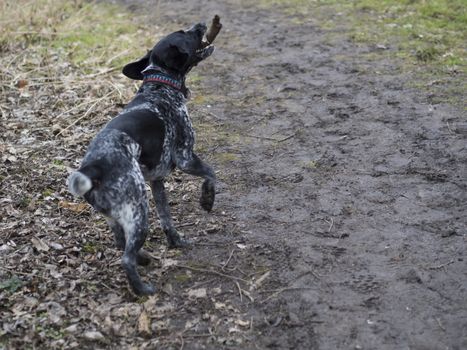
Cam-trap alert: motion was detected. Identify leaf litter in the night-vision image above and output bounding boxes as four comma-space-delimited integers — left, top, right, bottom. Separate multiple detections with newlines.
0, 1, 279, 348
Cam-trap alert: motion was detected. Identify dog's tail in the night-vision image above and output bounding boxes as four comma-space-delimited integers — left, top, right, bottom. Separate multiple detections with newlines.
68, 171, 92, 197
67, 161, 103, 197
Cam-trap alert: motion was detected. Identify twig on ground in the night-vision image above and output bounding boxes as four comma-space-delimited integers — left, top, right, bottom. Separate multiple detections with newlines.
244, 133, 296, 143
100, 282, 113, 291
436, 318, 446, 332
324, 217, 334, 232
110, 81, 124, 100
192, 278, 216, 288
428, 260, 455, 270
83, 67, 118, 79
277, 133, 296, 142
192, 241, 227, 247
250, 270, 271, 291
242, 289, 254, 302
222, 249, 235, 270
176, 221, 199, 228
235, 281, 243, 302
53, 98, 101, 121
179, 335, 184, 350
174, 264, 249, 283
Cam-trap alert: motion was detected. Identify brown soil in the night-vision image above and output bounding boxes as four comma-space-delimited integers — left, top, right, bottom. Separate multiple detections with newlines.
1, 0, 466, 349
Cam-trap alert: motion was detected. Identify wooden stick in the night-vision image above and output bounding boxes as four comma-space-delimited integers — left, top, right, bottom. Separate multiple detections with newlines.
174, 264, 249, 283
202, 15, 222, 47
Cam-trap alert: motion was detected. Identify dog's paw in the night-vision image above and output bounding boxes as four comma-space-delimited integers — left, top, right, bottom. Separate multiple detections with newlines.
165, 228, 191, 249
136, 249, 152, 266
133, 282, 156, 296
167, 234, 191, 249
200, 180, 215, 212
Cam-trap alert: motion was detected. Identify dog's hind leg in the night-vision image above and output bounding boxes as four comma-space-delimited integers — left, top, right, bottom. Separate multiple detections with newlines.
122, 233, 155, 295
106, 218, 151, 266
176, 153, 216, 212
106, 218, 126, 249
150, 179, 189, 248
115, 202, 155, 296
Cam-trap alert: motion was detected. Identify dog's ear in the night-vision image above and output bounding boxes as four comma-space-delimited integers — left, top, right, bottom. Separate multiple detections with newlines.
122, 50, 152, 80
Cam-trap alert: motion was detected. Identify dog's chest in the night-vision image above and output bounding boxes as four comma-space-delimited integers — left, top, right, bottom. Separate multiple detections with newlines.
130, 87, 194, 180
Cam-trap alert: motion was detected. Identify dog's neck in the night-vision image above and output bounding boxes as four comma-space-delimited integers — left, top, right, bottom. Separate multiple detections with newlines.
143, 73, 183, 90
141, 68, 189, 98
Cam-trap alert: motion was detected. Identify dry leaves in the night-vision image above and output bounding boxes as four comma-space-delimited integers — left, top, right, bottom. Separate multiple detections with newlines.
137, 309, 151, 337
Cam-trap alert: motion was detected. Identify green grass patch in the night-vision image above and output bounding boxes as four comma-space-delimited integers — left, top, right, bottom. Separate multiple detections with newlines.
0, 0, 152, 71
82, 241, 99, 254
41, 188, 54, 197
260, 0, 466, 105
174, 274, 191, 283
349, 0, 465, 67
300, 160, 318, 169
0, 275, 23, 293
263, 0, 465, 71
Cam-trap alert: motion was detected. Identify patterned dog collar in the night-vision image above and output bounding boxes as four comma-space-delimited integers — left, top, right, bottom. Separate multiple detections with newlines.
143, 73, 182, 90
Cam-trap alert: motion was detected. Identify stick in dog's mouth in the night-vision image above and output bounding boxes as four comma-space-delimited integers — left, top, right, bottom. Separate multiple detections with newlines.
201, 15, 222, 48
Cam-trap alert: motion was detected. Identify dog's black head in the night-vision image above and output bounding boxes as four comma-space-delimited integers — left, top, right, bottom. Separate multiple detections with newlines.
123, 23, 214, 81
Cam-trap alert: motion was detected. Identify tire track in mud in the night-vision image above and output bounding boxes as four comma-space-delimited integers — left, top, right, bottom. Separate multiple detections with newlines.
119, 0, 466, 348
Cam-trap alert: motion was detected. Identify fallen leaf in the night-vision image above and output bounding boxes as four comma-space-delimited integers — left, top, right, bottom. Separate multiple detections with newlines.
228, 327, 240, 333
83, 330, 104, 341
214, 302, 226, 310
187, 288, 207, 299
49, 242, 64, 251
162, 258, 178, 267
16, 79, 28, 88
235, 319, 250, 327
0, 244, 13, 254
38, 301, 66, 325
64, 324, 79, 334
138, 309, 151, 337
31, 237, 49, 252
58, 200, 88, 212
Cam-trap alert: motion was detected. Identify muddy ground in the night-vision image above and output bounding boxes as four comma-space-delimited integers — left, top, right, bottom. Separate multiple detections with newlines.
1, 0, 466, 349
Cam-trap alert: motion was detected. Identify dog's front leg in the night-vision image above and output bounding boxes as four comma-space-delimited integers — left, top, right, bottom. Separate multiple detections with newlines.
150, 179, 189, 248
176, 153, 216, 212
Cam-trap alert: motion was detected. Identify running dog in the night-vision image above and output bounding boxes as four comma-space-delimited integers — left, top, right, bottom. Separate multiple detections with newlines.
68, 23, 216, 295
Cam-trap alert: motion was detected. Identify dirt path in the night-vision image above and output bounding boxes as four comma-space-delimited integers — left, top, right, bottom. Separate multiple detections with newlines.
2, 0, 465, 349
127, 0, 467, 349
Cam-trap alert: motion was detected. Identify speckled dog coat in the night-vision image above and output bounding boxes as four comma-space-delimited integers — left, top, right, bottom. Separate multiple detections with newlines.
67, 23, 216, 296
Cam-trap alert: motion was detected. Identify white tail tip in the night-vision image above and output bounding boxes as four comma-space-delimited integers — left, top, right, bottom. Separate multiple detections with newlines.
68, 171, 92, 197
